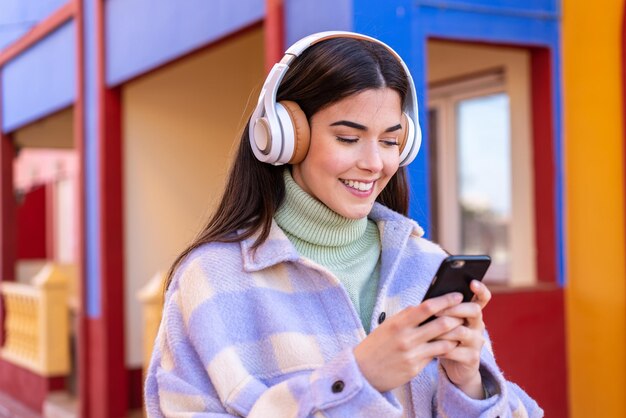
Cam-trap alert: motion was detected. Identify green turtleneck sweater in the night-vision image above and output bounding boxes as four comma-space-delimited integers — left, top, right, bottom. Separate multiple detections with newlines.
275, 170, 381, 333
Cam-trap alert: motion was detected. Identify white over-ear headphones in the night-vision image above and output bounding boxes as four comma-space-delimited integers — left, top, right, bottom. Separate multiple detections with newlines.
249, 31, 421, 167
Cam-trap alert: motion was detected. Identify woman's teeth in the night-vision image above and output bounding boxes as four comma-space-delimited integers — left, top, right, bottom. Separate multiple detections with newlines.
341, 179, 374, 191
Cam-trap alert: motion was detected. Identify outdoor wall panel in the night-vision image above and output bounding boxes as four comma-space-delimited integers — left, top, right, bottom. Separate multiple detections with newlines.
415, 0, 558, 16
416, 4, 559, 46
0, 0, 68, 50
284, 0, 352, 46
105, 0, 264, 86
1, 21, 75, 133
352, 0, 425, 228
564, 0, 626, 414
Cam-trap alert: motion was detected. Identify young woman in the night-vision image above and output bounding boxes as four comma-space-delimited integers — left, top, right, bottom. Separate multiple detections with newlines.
145, 32, 542, 417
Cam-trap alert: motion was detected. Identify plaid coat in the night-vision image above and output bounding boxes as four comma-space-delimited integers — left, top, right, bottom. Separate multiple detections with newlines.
145, 203, 542, 417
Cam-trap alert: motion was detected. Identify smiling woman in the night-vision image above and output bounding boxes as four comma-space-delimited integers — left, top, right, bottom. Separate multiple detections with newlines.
144, 31, 542, 417
292, 88, 402, 219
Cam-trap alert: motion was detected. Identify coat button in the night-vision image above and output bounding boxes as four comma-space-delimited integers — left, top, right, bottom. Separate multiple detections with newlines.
378, 312, 386, 324
331, 380, 345, 393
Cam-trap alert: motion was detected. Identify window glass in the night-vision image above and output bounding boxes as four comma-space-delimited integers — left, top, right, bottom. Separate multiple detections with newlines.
456, 93, 511, 278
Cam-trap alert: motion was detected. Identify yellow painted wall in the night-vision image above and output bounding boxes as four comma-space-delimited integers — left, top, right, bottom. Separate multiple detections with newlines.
563, 0, 626, 416
123, 27, 264, 366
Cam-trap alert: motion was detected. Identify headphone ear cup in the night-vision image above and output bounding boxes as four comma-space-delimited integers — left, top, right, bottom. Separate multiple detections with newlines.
399, 112, 411, 155
399, 112, 418, 167
278, 101, 311, 164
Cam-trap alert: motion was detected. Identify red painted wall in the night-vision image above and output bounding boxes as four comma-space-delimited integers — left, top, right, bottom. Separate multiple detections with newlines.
127, 367, 143, 409
530, 47, 557, 284
484, 287, 568, 417
16, 185, 47, 259
0, 358, 65, 412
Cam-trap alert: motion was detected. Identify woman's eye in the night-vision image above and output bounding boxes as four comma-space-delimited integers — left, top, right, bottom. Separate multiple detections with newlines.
381, 139, 400, 146
336, 136, 358, 143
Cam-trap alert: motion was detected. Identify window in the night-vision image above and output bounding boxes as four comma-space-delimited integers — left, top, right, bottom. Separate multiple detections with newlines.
427, 42, 536, 286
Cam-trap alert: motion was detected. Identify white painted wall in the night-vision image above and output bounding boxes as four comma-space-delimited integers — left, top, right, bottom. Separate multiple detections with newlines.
123, 27, 264, 367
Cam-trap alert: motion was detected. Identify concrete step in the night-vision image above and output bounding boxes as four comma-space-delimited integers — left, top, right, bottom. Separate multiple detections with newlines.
42, 392, 143, 418
0, 391, 142, 418
42, 393, 76, 418
0, 391, 41, 418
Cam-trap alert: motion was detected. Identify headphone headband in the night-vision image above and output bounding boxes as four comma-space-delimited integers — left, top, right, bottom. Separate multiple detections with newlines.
249, 31, 421, 166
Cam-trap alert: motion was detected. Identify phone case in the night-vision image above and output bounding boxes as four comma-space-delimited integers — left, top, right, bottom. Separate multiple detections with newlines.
419, 255, 491, 325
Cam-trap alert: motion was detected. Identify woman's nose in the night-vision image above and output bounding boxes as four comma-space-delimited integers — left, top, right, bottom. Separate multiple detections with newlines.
357, 142, 384, 172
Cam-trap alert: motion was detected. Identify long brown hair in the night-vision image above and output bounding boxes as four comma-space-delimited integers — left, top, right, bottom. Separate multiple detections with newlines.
165, 37, 411, 289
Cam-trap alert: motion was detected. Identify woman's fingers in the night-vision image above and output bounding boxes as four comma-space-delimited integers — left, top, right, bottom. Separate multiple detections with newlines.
438, 345, 483, 365
398, 292, 464, 328
437, 325, 485, 349
436, 281, 491, 329
414, 339, 459, 360
354, 295, 464, 393
411, 315, 464, 344
439, 302, 481, 319
438, 301, 484, 329
352, 290, 479, 393
470, 280, 491, 309
434, 282, 490, 395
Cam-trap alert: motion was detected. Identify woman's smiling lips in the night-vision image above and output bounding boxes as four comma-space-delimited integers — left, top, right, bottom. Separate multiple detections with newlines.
339, 178, 377, 196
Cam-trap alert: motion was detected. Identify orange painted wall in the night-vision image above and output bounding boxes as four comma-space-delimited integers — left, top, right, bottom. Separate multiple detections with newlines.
563, 0, 626, 416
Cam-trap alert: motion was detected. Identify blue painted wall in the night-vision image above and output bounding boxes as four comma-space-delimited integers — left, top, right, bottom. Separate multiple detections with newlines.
414, 0, 558, 16
1, 20, 75, 133
284, 0, 353, 46
415, 4, 559, 45
83, 0, 100, 317
0, 0, 68, 50
105, 0, 264, 86
351, 0, 564, 283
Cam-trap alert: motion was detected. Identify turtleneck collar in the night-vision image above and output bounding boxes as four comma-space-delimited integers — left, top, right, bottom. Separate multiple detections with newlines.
274, 169, 368, 247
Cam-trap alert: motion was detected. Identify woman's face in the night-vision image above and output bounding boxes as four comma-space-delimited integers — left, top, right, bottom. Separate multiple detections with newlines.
291, 88, 403, 219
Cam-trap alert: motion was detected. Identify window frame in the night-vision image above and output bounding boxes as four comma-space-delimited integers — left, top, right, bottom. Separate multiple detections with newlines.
428, 65, 537, 286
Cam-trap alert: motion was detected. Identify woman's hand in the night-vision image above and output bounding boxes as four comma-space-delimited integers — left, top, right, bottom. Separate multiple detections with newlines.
353, 292, 464, 393
436, 280, 492, 399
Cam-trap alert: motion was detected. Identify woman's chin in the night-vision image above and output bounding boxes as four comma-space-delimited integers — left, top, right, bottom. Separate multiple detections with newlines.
332, 203, 374, 219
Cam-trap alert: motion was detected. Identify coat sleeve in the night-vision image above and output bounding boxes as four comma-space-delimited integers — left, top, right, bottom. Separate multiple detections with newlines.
144, 258, 403, 418
434, 331, 544, 418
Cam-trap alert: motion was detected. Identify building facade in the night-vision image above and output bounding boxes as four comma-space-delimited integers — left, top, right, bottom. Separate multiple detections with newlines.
0, 0, 624, 417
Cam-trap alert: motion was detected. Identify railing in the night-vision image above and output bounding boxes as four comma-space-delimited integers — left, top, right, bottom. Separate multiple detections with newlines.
0, 263, 71, 376
138, 272, 165, 375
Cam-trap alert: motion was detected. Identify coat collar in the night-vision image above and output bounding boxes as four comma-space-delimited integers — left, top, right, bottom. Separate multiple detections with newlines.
240, 203, 424, 273
240, 219, 301, 272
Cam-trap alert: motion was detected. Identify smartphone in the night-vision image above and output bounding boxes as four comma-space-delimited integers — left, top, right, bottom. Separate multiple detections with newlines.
419, 255, 491, 325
